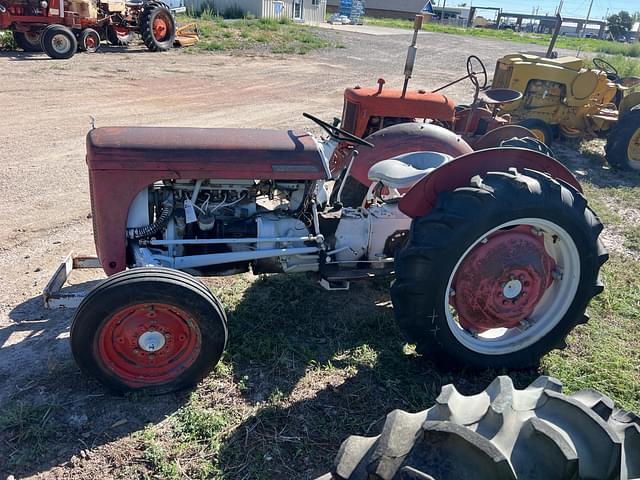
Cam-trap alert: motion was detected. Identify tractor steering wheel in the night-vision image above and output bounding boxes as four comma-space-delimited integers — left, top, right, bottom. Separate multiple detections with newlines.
593, 58, 619, 77
467, 55, 488, 90
303, 112, 374, 148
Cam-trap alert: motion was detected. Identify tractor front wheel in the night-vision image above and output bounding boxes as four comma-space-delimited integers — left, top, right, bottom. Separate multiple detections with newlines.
71, 267, 227, 394
391, 169, 606, 369
40, 25, 77, 60
13, 31, 42, 52
605, 109, 640, 171
79, 28, 101, 53
140, 3, 176, 52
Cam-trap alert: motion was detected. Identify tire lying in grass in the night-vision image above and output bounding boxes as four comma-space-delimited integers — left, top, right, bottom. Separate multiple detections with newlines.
71, 267, 227, 394
318, 375, 640, 480
391, 169, 607, 369
605, 109, 640, 171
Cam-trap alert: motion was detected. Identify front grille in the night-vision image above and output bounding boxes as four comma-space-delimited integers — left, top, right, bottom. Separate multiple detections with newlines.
341, 100, 358, 134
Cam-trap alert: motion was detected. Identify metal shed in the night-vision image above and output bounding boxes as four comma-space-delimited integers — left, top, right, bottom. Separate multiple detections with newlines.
186, 0, 326, 24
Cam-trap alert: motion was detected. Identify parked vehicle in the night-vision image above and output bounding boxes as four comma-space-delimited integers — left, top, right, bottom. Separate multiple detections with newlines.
0, 0, 181, 59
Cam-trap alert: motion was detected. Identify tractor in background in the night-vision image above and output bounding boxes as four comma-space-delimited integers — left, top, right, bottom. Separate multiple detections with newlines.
492, 50, 640, 171
0, 0, 181, 58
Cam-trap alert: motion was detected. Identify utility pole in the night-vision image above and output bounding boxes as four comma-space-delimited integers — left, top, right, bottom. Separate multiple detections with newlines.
582, 0, 594, 37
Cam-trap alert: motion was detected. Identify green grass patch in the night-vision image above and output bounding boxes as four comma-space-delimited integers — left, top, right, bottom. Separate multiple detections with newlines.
176, 16, 339, 54
0, 30, 16, 49
0, 401, 57, 468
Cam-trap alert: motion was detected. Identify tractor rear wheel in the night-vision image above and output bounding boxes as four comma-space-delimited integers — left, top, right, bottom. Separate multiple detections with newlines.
517, 119, 554, 146
140, 3, 176, 52
318, 376, 639, 479
605, 109, 640, 171
13, 31, 42, 52
70, 267, 227, 394
106, 25, 134, 46
391, 169, 606, 369
40, 25, 77, 60
79, 28, 101, 53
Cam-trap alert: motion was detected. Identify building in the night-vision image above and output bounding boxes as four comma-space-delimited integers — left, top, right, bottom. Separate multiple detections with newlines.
326, 0, 470, 22
185, 0, 327, 24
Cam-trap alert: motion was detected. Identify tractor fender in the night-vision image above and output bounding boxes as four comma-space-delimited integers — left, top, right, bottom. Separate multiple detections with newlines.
618, 91, 640, 119
350, 122, 473, 188
398, 147, 582, 218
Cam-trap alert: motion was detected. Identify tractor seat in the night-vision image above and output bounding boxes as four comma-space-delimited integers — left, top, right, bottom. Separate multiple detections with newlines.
368, 151, 452, 190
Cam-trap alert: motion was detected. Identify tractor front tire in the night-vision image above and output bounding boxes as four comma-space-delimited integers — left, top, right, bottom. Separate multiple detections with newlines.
605, 109, 640, 171
71, 267, 227, 394
40, 25, 77, 60
318, 376, 639, 479
79, 28, 101, 53
391, 169, 606, 369
140, 3, 176, 52
13, 31, 42, 52
518, 119, 554, 146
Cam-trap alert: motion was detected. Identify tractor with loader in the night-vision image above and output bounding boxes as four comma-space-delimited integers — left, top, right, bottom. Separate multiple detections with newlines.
490, 15, 640, 171
0, 0, 185, 59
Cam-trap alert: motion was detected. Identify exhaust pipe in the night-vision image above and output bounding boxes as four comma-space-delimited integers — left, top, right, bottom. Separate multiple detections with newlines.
402, 14, 424, 98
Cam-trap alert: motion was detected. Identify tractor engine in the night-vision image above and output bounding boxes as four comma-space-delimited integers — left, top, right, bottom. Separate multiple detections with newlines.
126, 179, 315, 275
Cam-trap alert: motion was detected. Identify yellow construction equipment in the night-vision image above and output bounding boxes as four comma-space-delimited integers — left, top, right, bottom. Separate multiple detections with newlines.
174, 22, 199, 47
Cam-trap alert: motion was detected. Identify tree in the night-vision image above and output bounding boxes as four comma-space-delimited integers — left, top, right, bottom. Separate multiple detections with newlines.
607, 10, 633, 39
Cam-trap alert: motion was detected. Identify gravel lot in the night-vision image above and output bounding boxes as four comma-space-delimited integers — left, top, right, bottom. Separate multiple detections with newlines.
0, 27, 608, 478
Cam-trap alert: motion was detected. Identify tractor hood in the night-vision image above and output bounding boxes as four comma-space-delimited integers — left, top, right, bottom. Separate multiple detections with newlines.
86, 127, 330, 180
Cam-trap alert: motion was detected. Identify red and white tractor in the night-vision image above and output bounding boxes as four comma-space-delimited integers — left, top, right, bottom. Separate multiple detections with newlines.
0, 0, 178, 59
62, 99, 607, 393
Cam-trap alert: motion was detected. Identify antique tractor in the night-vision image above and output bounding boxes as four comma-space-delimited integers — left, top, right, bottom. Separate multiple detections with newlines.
492, 53, 640, 171
0, 0, 178, 59
67, 97, 607, 393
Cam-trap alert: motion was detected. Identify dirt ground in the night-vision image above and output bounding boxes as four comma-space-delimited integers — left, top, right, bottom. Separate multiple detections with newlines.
0, 28, 634, 479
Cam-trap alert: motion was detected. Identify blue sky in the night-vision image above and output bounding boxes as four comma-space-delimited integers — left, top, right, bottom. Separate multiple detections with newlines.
433, 0, 637, 20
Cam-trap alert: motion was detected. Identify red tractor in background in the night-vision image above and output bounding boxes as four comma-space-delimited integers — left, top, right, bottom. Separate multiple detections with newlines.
0, 0, 178, 58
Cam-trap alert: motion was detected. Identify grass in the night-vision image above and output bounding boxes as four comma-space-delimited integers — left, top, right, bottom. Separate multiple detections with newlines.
0, 401, 57, 468
0, 30, 16, 49
177, 15, 339, 54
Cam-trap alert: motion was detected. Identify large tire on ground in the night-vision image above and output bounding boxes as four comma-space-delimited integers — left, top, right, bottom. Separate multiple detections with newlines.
70, 267, 227, 394
40, 25, 77, 60
517, 119, 554, 147
391, 169, 607, 369
605, 109, 640, 171
139, 3, 176, 52
13, 31, 42, 52
318, 375, 640, 479
106, 25, 134, 46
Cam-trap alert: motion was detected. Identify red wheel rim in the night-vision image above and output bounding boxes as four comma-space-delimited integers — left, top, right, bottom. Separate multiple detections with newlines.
153, 14, 170, 41
451, 225, 556, 333
85, 35, 97, 49
98, 303, 201, 387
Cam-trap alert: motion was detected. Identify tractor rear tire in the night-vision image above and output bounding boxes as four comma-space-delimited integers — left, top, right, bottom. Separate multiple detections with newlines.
140, 3, 176, 52
13, 31, 42, 52
318, 375, 640, 480
79, 28, 101, 53
391, 169, 606, 369
70, 267, 227, 394
518, 119, 554, 147
605, 109, 640, 171
40, 25, 77, 60
106, 25, 134, 46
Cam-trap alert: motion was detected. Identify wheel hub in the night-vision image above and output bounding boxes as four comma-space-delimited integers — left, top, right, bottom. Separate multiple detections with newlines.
138, 330, 166, 352
451, 225, 556, 332
52, 34, 70, 54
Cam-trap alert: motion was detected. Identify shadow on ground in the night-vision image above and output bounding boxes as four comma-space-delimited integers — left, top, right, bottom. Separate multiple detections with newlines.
0, 273, 541, 478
